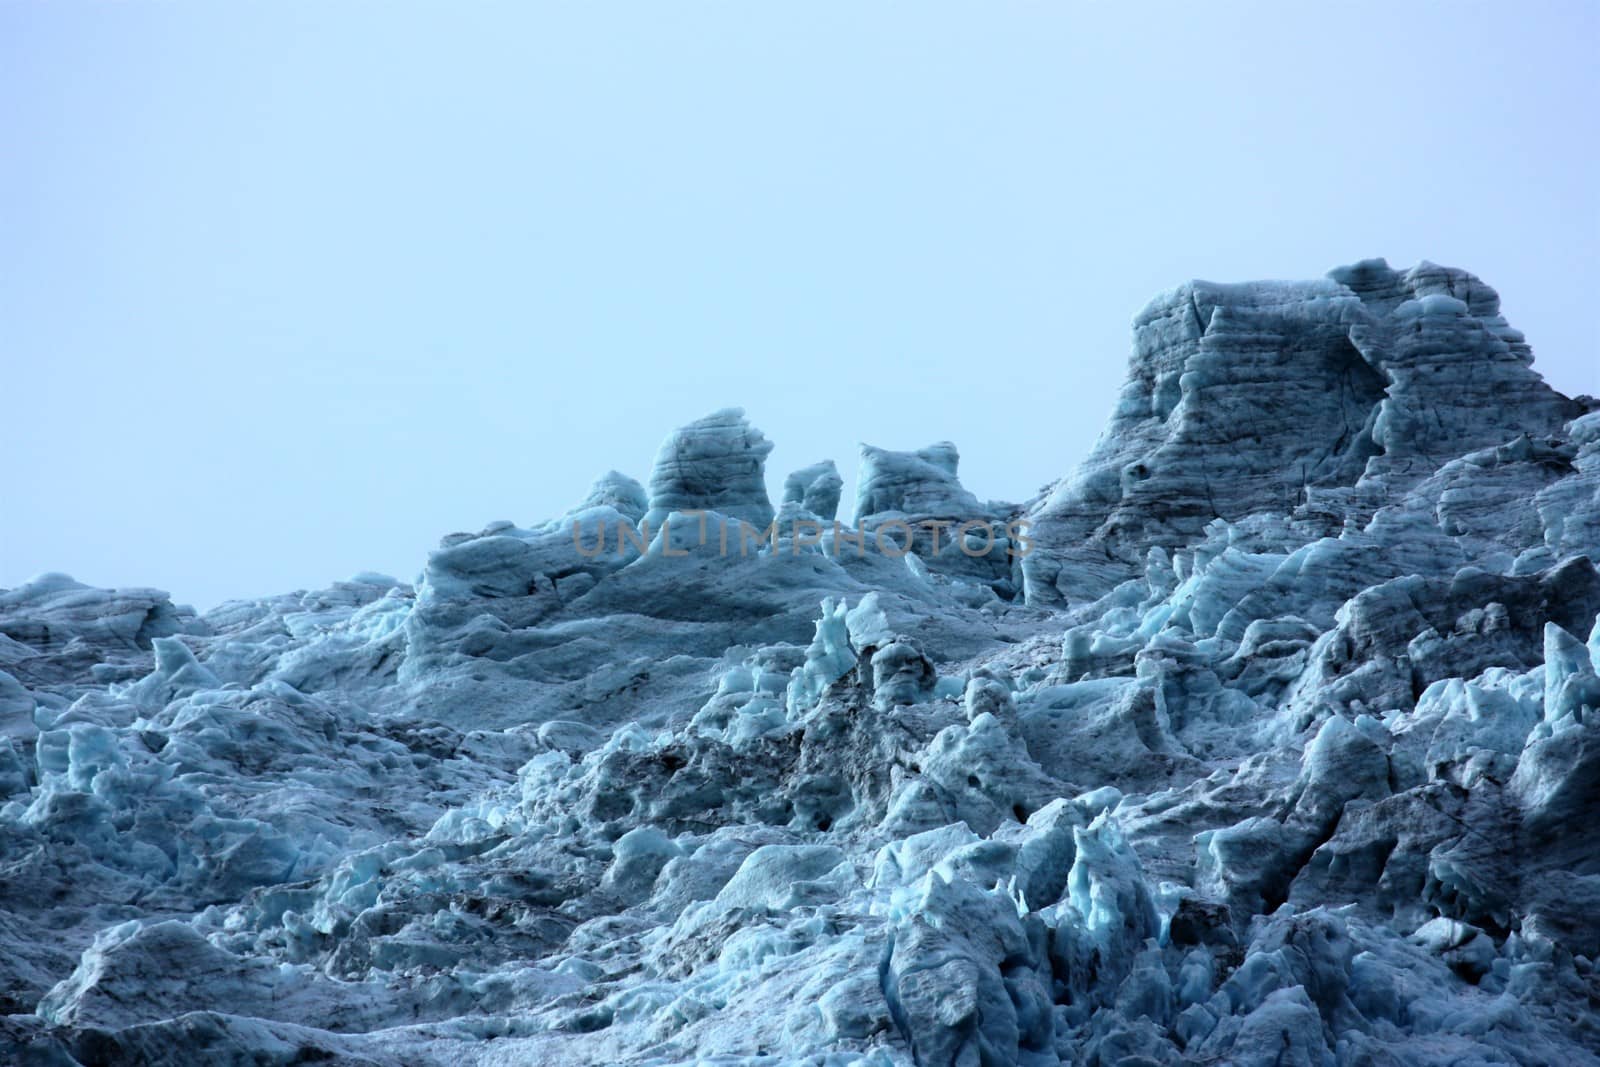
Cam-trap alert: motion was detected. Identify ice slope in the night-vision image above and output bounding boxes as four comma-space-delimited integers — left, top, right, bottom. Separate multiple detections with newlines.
2, 259, 1599, 1066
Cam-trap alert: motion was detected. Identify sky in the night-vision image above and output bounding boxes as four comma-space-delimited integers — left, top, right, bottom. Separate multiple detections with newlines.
3, 3, 1597, 610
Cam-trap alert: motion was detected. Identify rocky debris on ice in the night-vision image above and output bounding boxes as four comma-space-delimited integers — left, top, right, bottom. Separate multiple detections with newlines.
3, 259, 1599, 1066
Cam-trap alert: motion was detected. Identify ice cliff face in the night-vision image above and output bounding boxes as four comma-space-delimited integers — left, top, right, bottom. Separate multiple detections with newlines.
3, 259, 1599, 1066
1023, 259, 1587, 603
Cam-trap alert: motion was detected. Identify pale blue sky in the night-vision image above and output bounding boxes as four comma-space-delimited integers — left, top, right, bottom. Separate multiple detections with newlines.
3, 3, 1597, 609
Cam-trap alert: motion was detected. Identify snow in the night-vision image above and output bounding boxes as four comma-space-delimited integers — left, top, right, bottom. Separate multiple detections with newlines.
2, 259, 1599, 1065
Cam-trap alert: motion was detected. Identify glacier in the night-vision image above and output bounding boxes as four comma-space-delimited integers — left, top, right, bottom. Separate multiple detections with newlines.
2, 258, 1598, 1066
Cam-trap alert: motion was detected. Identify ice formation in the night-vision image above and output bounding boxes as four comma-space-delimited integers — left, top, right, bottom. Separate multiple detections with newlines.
3, 259, 1599, 1066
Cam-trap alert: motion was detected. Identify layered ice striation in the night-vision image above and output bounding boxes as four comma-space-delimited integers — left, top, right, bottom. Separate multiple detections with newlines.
642, 407, 776, 531
1023, 259, 1587, 604
3, 259, 1600, 1066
